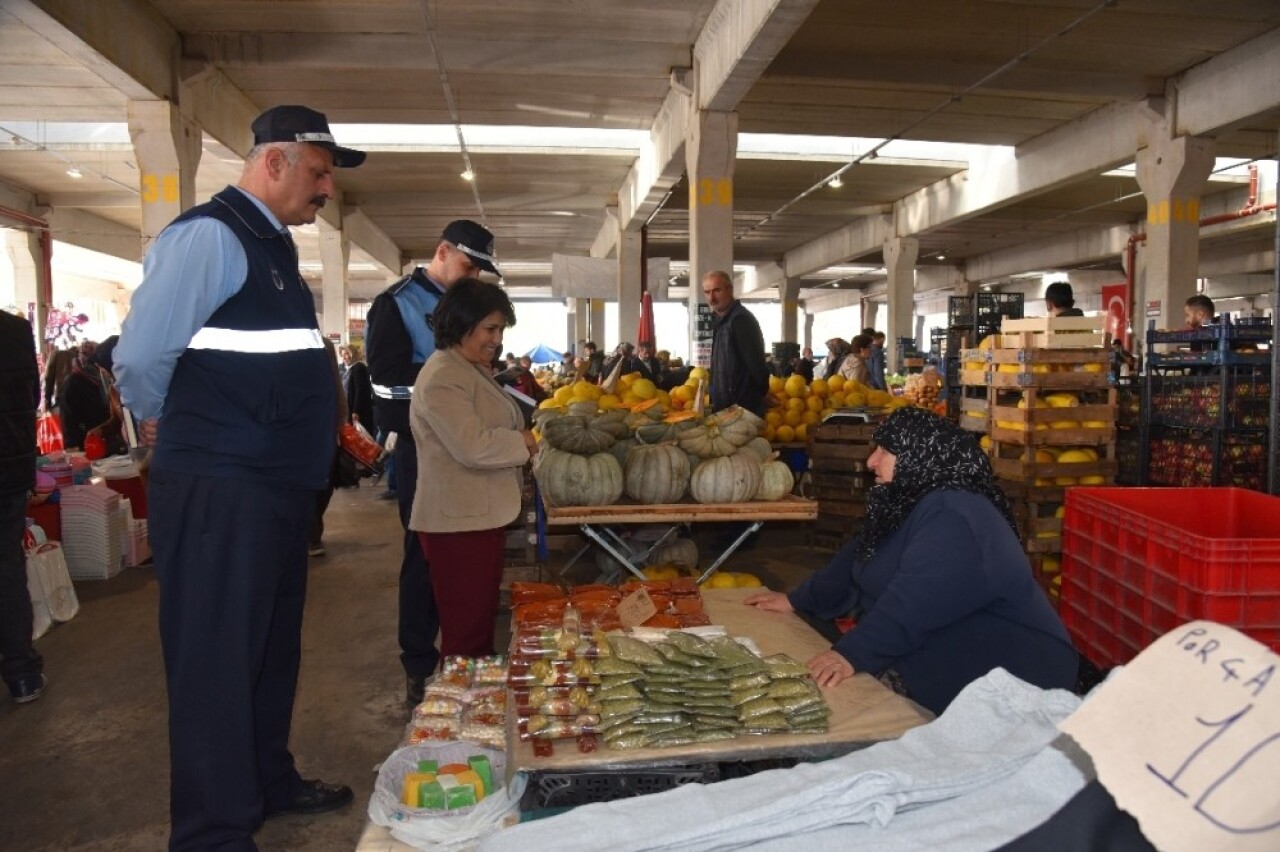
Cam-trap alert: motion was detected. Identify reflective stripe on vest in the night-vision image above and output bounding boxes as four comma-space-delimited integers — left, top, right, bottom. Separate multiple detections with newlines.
372, 382, 413, 400
187, 327, 325, 353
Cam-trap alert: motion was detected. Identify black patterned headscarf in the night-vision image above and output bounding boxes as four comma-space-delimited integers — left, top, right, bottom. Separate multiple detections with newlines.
851, 407, 1018, 562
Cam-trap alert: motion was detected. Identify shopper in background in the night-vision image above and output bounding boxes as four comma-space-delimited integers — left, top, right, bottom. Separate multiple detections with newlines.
579, 341, 605, 382
704, 270, 769, 417
557, 350, 576, 377
340, 343, 375, 434
410, 279, 535, 657
1044, 282, 1084, 317
746, 408, 1078, 715
41, 348, 74, 414
636, 342, 661, 379
0, 311, 45, 705
839, 334, 874, 386
366, 217, 501, 708
815, 337, 849, 381
865, 330, 888, 391
59, 339, 125, 455
1184, 294, 1215, 329
114, 104, 363, 848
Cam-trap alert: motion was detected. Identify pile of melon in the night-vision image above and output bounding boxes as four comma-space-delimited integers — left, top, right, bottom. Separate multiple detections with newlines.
763, 373, 904, 443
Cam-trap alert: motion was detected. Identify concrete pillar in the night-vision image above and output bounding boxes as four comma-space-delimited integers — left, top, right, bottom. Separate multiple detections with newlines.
4, 228, 49, 347
686, 110, 737, 365
861, 298, 880, 333
780, 278, 801, 343
127, 100, 202, 256
802, 311, 814, 352
318, 224, 350, 342
1135, 131, 1215, 332
588, 299, 606, 345
617, 228, 642, 345
572, 299, 588, 350
883, 236, 919, 373
564, 299, 577, 351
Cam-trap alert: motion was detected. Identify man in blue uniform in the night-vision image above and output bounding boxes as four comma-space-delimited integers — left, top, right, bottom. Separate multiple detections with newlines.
115, 105, 364, 851
365, 219, 500, 707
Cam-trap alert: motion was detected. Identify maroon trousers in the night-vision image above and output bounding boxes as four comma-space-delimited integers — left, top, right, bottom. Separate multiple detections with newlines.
417, 529, 504, 658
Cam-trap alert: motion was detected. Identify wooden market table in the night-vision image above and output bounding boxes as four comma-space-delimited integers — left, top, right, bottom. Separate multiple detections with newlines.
358, 587, 931, 851
538, 493, 817, 584
505, 587, 932, 775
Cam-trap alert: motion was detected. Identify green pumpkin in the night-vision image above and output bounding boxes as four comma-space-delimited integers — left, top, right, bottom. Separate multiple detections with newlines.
753, 458, 794, 501
540, 415, 616, 455
689, 453, 762, 504
741, 437, 773, 463
534, 448, 624, 507
623, 440, 690, 504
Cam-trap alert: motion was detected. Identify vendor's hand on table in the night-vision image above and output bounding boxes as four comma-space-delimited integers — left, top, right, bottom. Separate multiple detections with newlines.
743, 590, 794, 613
807, 649, 855, 688
139, 418, 159, 447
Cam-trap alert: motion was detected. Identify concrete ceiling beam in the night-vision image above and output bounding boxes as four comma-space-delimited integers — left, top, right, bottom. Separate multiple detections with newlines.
963, 224, 1136, 283
178, 62, 259, 158
37, 191, 137, 209
341, 207, 402, 278
785, 214, 892, 280
802, 288, 863, 314
7, 0, 177, 101
1177, 27, 1280, 138
695, 0, 822, 112
34, 206, 142, 262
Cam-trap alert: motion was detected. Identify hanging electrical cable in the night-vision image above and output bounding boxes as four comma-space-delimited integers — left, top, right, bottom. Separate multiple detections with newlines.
0, 124, 139, 197
737, 0, 1121, 240
416, 0, 486, 224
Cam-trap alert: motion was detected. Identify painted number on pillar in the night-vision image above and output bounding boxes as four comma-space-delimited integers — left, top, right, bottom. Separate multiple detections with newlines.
141, 173, 179, 204
1147, 198, 1199, 226
694, 178, 732, 207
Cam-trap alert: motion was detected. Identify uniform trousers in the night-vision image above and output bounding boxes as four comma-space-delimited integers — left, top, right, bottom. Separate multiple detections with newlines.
396, 435, 440, 678
150, 468, 311, 851
417, 529, 504, 658
0, 488, 41, 688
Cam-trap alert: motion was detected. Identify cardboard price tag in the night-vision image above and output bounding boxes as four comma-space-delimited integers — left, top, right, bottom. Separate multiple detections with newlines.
616, 587, 657, 628
1060, 621, 1279, 851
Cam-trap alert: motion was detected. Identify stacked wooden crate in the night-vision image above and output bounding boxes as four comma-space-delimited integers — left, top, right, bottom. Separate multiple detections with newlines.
969, 317, 1117, 599
807, 422, 877, 550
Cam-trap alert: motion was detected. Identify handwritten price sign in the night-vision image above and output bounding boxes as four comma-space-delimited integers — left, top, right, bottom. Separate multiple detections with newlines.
1061, 622, 1279, 851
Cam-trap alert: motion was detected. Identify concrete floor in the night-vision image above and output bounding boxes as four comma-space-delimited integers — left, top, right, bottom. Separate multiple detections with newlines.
0, 484, 824, 851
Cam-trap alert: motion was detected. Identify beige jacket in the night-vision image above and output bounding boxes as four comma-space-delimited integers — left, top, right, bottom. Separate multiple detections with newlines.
839, 352, 870, 386
409, 348, 530, 533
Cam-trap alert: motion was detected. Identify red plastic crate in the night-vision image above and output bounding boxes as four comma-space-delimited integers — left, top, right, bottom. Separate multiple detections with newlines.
1061, 487, 1280, 667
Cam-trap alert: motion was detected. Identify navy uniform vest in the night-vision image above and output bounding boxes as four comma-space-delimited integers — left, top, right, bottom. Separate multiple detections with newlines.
152, 186, 336, 490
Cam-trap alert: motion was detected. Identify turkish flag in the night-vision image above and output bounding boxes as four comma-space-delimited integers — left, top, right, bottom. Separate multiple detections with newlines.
1101, 283, 1129, 349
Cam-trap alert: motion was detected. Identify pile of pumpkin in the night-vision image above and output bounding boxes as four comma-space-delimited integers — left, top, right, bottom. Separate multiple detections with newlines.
763, 373, 906, 444
532, 401, 796, 508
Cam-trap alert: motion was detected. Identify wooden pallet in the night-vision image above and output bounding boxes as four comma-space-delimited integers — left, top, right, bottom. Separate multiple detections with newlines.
999, 316, 1105, 349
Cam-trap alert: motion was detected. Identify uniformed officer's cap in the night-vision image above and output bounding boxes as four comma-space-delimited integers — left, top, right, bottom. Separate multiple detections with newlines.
442, 219, 501, 277
251, 105, 366, 168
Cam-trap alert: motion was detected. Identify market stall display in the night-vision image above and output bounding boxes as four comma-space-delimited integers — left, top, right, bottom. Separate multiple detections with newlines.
408, 655, 510, 750
763, 372, 905, 445
942, 291, 1025, 421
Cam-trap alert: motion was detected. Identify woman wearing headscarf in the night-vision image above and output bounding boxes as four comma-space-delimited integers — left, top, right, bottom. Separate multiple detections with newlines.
746, 408, 1077, 714
410, 278, 537, 657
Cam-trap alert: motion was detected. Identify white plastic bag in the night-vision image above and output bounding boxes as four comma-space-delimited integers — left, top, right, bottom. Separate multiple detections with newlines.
368, 742, 525, 850
26, 542, 80, 639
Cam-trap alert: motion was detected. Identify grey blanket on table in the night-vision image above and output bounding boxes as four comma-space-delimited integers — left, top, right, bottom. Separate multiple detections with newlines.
480, 668, 1089, 852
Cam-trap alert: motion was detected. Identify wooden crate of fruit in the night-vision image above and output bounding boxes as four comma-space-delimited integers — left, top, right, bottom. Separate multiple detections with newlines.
990, 445, 1117, 485
986, 348, 1111, 390
999, 316, 1105, 349
988, 387, 1117, 446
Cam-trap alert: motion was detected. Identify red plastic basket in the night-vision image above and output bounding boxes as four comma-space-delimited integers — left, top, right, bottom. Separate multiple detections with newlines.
1060, 487, 1280, 668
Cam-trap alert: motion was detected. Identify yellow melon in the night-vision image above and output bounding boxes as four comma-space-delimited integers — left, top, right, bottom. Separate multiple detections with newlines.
553, 386, 575, 404
1078, 475, 1107, 485
1044, 393, 1079, 408
784, 375, 808, 398
794, 423, 808, 442
630, 378, 657, 400
826, 375, 845, 393
775, 424, 796, 443
828, 392, 846, 408
597, 394, 621, 411
785, 397, 806, 414
809, 378, 829, 397
1055, 476, 1078, 485
765, 411, 783, 428
783, 410, 803, 428
768, 375, 784, 394
1082, 362, 1106, 374
802, 410, 821, 426
806, 396, 824, 413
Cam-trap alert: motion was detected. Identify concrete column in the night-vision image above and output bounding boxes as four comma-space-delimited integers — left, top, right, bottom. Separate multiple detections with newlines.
1135, 131, 1215, 332
588, 299, 606, 345
617, 228, 642, 345
564, 299, 577, 351
883, 236, 919, 372
4, 228, 49, 347
802, 311, 814, 352
318, 224, 350, 342
572, 299, 589, 350
861, 298, 880, 333
127, 100, 202, 256
780, 278, 801, 343
686, 110, 737, 364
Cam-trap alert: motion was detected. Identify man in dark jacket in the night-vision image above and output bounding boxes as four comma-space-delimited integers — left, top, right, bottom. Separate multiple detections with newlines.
1045, 282, 1085, 317
0, 311, 44, 705
703, 270, 769, 416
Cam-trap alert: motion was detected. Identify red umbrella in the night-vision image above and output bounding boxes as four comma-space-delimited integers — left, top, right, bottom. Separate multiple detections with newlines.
637, 290, 656, 350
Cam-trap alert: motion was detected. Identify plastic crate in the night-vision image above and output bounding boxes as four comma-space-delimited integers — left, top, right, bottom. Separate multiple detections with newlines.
1146, 368, 1271, 431
521, 764, 720, 810
1060, 487, 1280, 667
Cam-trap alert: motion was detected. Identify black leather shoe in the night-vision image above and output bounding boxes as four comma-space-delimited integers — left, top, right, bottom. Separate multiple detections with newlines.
272, 779, 353, 817
406, 674, 427, 708
9, 673, 47, 704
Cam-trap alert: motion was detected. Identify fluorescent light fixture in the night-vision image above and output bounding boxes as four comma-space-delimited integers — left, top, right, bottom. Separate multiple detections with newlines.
66, 166, 83, 179
460, 169, 475, 181
828, 175, 843, 189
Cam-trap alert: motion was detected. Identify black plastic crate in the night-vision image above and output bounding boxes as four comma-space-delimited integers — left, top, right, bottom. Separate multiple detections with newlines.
1147, 314, 1273, 345
948, 296, 975, 328
521, 764, 721, 810
974, 292, 1025, 337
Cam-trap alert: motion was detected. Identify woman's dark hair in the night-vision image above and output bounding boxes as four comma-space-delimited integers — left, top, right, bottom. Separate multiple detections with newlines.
428, 277, 517, 349
1044, 281, 1075, 310
851, 334, 874, 353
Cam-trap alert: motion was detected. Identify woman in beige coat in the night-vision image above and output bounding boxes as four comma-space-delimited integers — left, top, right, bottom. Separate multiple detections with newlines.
410, 279, 536, 657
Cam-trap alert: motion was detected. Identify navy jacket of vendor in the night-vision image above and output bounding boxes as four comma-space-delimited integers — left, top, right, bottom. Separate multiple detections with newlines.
152, 187, 336, 490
